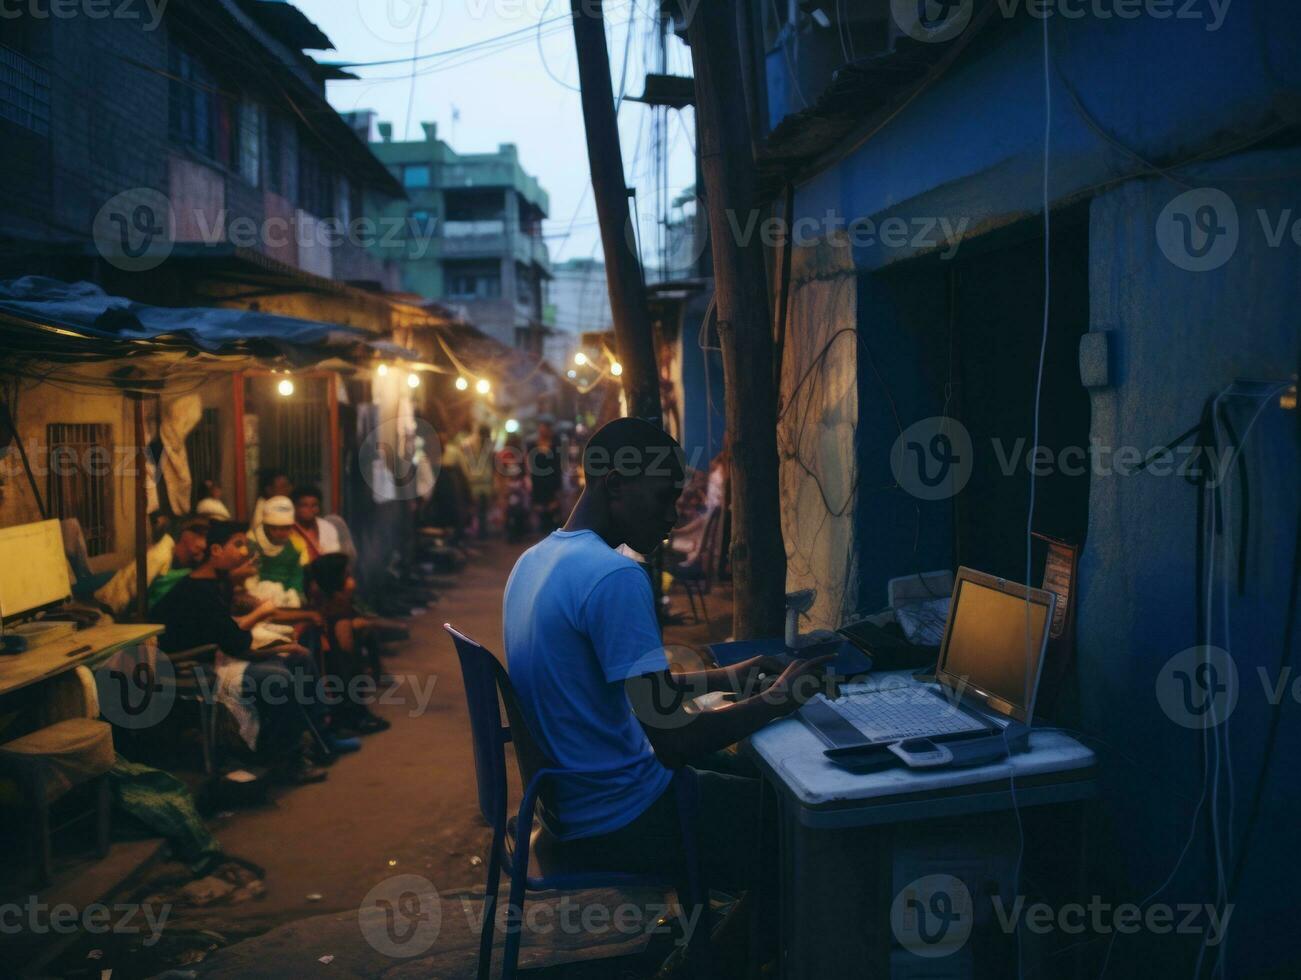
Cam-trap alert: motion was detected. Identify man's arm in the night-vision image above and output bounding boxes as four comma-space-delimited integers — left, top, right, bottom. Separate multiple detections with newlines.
627, 657, 832, 769
675, 654, 790, 695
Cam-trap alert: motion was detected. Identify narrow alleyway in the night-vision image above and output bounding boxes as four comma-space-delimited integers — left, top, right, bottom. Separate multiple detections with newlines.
54, 536, 732, 978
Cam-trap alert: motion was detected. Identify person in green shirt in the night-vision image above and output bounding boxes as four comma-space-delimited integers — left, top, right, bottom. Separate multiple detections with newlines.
250, 495, 305, 597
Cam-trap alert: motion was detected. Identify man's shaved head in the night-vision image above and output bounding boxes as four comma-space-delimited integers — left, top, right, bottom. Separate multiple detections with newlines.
582, 417, 686, 486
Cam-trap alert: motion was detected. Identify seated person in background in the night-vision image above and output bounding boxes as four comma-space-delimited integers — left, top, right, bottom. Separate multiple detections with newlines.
290, 486, 340, 563
147, 516, 213, 610
249, 495, 306, 601
93, 515, 211, 616
304, 554, 391, 735
195, 479, 231, 520
249, 468, 293, 532
503, 419, 827, 963
152, 520, 327, 784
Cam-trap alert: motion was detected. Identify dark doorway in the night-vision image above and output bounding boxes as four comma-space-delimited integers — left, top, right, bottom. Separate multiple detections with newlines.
950, 210, 1092, 582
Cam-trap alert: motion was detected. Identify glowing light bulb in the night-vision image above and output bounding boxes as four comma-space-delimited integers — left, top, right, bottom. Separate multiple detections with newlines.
407, 372, 420, 388
475, 378, 490, 395
567, 369, 577, 379
376, 363, 389, 377
455, 376, 469, 391
277, 378, 294, 397
610, 361, 623, 377
504, 418, 520, 434
573, 351, 588, 366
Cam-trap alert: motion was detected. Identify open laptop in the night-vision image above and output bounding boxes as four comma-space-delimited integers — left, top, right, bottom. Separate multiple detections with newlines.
800, 567, 1056, 749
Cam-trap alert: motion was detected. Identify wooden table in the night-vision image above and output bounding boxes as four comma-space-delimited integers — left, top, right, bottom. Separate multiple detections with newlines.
0, 623, 164, 697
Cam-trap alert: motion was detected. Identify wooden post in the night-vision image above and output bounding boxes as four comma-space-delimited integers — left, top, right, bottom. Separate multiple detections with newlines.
327, 373, 341, 513
687, 0, 787, 639
232, 371, 247, 520
132, 394, 148, 621
570, 0, 661, 423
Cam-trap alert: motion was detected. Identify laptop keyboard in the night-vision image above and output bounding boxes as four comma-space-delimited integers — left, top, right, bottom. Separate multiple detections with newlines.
827, 688, 985, 742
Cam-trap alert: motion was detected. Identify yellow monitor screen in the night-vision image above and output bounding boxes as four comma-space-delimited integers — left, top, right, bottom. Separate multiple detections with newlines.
940, 577, 1052, 720
0, 519, 71, 619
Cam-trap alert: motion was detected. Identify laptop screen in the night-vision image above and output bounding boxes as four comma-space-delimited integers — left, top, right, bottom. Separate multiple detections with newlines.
938, 574, 1052, 723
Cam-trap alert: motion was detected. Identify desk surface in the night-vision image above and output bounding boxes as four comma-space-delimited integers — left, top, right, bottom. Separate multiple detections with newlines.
0, 623, 163, 696
748, 672, 1096, 828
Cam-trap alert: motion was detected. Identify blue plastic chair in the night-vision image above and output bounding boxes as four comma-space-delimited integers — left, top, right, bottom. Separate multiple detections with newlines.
444, 624, 711, 980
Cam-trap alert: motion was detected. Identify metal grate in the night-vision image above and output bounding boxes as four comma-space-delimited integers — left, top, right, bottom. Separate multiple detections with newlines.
185, 407, 222, 508
47, 423, 114, 558
0, 44, 50, 135
258, 378, 328, 500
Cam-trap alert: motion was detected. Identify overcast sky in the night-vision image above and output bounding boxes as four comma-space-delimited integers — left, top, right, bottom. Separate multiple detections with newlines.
294, 0, 697, 270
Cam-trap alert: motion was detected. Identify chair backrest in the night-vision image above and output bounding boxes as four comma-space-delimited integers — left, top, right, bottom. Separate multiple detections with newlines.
443, 624, 555, 827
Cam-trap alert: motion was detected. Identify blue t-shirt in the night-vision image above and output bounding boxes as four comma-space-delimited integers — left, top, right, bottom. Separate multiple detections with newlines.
503, 529, 672, 840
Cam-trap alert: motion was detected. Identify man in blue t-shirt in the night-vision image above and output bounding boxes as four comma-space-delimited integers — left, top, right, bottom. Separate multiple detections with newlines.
503, 417, 829, 899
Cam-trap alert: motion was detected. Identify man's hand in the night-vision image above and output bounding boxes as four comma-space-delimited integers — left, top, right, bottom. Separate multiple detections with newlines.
739, 653, 793, 695
634, 654, 836, 768
230, 559, 258, 582
763, 654, 835, 713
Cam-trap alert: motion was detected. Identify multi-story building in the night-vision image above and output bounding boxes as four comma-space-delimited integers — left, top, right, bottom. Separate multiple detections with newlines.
0, 0, 406, 301
0, 1, 433, 569
544, 257, 612, 371
361, 119, 552, 353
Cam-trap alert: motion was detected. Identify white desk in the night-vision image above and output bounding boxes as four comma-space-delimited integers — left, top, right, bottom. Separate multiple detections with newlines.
745, 672, 1097, 979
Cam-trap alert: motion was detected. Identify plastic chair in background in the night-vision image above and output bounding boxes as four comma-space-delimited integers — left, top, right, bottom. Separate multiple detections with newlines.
667, 507, 723, 628
444, 624, 711, 980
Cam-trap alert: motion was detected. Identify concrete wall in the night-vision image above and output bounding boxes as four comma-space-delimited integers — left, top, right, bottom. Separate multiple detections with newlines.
0, 386, 140, 575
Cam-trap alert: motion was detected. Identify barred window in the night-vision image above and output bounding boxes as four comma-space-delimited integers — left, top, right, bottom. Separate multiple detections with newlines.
47, 423, 114, 558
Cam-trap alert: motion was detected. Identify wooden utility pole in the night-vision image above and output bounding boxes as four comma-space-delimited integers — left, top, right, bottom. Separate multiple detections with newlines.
687, 0, 787, 639
132, 394, 149, 622
569, 0, 661, 422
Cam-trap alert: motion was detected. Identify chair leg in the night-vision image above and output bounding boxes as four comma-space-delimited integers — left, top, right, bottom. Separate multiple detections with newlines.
95, 776, 111, 858
699, 591, 712, 635
29, 770, 52, 890
478, 831, 504, 980
502, 843, 531, 980
684, 584, 700, 623
198, 701, 213, 775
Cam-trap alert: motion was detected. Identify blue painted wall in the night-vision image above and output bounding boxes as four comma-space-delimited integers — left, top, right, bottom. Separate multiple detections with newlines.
677, 291, 726, 468
774, 3, 1301, 973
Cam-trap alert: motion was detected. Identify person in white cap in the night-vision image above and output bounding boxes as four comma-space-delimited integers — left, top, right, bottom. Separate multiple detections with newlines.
195, 479, 232, 520
251, 495, 305, 596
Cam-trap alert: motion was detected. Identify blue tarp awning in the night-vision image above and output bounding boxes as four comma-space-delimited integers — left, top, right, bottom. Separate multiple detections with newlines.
0, 277, 417, 366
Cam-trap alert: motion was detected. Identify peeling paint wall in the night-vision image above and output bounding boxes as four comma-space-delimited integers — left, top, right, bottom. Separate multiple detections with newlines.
779, 237, 859, 629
